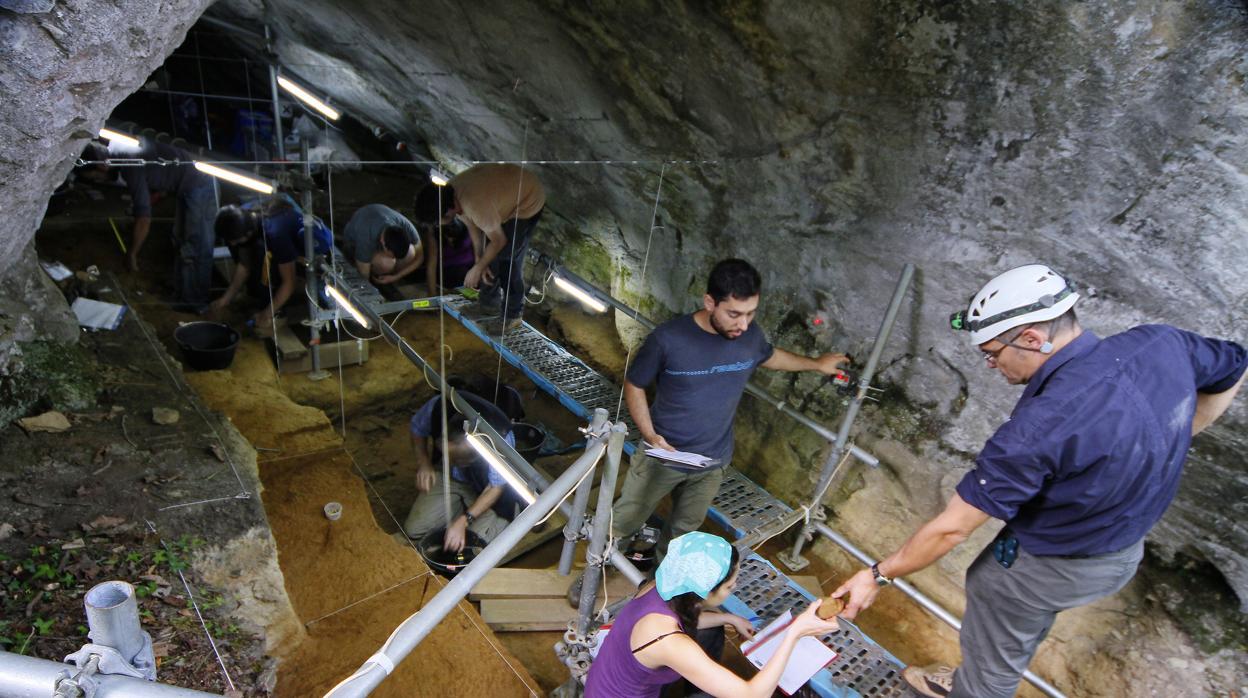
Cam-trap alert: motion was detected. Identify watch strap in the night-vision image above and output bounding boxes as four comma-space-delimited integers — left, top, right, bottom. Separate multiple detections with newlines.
871, 562, 892, 587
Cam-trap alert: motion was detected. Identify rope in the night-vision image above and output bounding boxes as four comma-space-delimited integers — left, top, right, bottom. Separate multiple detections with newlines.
303, 571, 432, 627
614, 163, 667, 422
145, 520, 236, 693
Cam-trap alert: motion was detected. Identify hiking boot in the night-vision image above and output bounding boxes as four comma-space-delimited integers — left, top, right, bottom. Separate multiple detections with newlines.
902, 665, 954, 697
480, 315, 523, 335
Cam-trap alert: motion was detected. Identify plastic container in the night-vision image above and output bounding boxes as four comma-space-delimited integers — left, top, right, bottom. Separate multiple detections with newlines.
173, 322, 240, 371
419, 527, 487, 577
510, 422, 546, 460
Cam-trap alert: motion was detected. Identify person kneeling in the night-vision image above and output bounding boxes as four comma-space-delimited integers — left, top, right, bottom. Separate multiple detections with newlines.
585, 532, 839, 698
402, 390, 526, 552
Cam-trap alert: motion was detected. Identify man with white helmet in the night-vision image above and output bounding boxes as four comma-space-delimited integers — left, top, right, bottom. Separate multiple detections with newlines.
831, 264, 1246, 698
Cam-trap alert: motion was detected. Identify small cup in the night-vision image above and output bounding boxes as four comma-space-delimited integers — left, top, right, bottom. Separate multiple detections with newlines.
323, 502, 343, 521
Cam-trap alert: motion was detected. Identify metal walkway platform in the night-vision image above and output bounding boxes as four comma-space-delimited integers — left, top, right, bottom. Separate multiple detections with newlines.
431, 295, 907, 697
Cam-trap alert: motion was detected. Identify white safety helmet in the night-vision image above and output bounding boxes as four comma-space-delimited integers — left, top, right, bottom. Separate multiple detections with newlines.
950, 264, 1080, 345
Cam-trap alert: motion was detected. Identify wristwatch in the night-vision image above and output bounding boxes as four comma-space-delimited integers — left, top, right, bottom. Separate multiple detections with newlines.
463, 511, 476, 526
871, 562, 892, 587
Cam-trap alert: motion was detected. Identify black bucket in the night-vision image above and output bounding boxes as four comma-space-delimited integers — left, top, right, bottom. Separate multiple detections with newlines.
419, 527, 487, 577
173, 322, 240, 371
511, 422, 545, 460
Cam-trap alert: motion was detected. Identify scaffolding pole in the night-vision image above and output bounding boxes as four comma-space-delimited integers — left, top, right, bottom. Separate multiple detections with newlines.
0, 652, 222, 698
319, 263, 646, 586
323, 425, 612, 697
780, 263, 913, 571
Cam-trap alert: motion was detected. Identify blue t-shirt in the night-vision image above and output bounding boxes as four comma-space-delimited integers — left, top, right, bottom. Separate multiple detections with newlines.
409, 391, 529, 521
957, 326, 1246, 556
229, 196, 333, 267
625, 314, 774, 465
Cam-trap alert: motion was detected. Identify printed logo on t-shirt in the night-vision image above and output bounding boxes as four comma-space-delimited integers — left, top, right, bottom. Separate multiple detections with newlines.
665, 359, 756, 377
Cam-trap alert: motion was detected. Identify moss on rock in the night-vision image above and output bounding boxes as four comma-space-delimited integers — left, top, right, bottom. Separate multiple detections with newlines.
0, 340, 99, 424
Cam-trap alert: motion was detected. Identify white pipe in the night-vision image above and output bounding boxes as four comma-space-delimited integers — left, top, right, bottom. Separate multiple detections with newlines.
324, 436, 610, 697
0, 651, 219, 698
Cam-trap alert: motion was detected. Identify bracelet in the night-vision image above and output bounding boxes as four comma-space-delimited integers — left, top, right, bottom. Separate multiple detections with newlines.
463, 511, 476, 526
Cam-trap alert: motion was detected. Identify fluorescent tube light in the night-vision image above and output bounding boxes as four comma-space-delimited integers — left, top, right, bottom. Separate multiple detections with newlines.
193, 161, 275, 194
277, 75, 341, 121
429, 168, 451, 187
465, 432, 537, 504
554, 275, 607, 313
325, 284, 371, 329
98, 128, 140, 149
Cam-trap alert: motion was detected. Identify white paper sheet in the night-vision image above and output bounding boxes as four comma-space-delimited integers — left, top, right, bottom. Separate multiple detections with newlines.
644, 446, 716, 468
71, 297, 127, 331
740, 610, 837, 695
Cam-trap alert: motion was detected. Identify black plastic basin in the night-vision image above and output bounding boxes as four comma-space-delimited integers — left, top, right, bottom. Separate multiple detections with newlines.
419, 527, 487, 578
511, 422, 546, 459
173, 321, 239, 371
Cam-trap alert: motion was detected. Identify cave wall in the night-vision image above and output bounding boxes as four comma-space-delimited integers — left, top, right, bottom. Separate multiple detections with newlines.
0, 0, 1243, 608
0, 0, 215, 373
205, 0, 1248, 604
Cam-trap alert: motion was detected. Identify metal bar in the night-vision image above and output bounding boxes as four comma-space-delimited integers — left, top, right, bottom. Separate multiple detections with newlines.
323, 435, 610, 697
302, 186, 326, 379
137, 87, 274, 106
558, 412, 606, 575
320, 263, 646, 586
785, 264, 913, 569
0, 651, 220, 698
576, 423, 628, 636
83, 581, 148, 670
811, 522, 1067, 698
265, 26, 286, 161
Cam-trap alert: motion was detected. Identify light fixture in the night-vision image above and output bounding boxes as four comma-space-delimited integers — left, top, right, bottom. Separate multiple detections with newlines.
325, 284, 371, 329
193, 161, 275, 194
276, 75, 341, 121
98, 128, 140, 149
465, 432, 537, 504
429, 168, 451, 187
553, 275, 607, 313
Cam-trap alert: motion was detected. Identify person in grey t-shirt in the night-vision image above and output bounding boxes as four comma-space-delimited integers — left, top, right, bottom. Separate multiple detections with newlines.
613, 258, 849, 547
341, 204, 424, 291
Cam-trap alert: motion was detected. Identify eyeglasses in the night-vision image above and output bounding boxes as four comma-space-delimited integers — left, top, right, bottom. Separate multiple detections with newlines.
980, 327, 1026, 364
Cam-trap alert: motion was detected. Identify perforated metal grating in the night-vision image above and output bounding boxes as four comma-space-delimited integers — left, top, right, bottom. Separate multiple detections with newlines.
710, 469, 793, 538
731, 556, 908, 698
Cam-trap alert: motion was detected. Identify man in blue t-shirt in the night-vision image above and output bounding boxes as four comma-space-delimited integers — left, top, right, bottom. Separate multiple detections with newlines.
832, 264, 1247, 698
207, 196, 333, 333
613, 258, 849, 547
402, 391, 527, 552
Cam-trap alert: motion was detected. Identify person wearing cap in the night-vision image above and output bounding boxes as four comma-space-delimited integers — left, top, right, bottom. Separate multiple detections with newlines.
611, 258, 849, 549
831, 264, 1247, 698
412, 164, 545, 332
340, 203, 425, 295
585, 532, 840, 698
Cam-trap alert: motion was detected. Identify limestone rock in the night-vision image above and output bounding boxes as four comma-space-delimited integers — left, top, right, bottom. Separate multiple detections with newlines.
152, 407, 180, 425
17, 410, 71, 433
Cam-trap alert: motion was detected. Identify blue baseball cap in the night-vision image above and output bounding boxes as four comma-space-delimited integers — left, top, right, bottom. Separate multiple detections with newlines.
655, 532, 733, 600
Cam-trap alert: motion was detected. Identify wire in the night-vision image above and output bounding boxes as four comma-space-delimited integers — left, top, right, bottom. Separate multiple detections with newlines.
615, 164, 667, 422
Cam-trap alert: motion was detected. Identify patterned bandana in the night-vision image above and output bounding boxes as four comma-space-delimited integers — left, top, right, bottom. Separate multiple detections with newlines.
655, 532, 733, 600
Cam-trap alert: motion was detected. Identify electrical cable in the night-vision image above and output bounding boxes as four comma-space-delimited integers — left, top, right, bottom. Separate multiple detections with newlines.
614, 163, 667, 422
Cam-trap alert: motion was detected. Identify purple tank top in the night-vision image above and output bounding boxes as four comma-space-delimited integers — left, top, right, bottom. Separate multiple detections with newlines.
584, 587, 683, 697
441, 231, 475, 268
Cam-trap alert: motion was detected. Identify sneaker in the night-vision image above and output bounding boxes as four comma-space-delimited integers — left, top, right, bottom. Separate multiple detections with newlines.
902, 665, 954, 697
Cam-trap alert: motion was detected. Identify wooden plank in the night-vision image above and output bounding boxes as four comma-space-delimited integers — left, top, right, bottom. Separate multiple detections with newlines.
480, 597, 608, 632
277, 337, 370, 374
470, 567, 637, 601
273, 322, 307, 359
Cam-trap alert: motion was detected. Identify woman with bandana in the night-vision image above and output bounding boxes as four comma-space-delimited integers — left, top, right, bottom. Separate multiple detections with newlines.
585, 532, 840, 697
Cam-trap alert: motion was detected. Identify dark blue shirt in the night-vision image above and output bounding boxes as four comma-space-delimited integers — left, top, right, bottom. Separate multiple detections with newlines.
228, 196, 333, 268
409, 392, 526, 521
626, 314, 774, 465
957, 325, 1246, 556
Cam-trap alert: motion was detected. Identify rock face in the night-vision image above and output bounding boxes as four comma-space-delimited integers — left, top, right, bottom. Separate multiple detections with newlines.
203, 0, 1247, 605
0, 0, 214, 366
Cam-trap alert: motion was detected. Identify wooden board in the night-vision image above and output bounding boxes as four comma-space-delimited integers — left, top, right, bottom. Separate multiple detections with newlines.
479, 597, 607, 632
273, 322, 308, 360
277, 337, 370, 374
469, 567, 638, 601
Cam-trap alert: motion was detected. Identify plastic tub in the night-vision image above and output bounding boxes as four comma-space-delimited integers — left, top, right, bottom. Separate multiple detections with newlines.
173, 322, 239, 371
